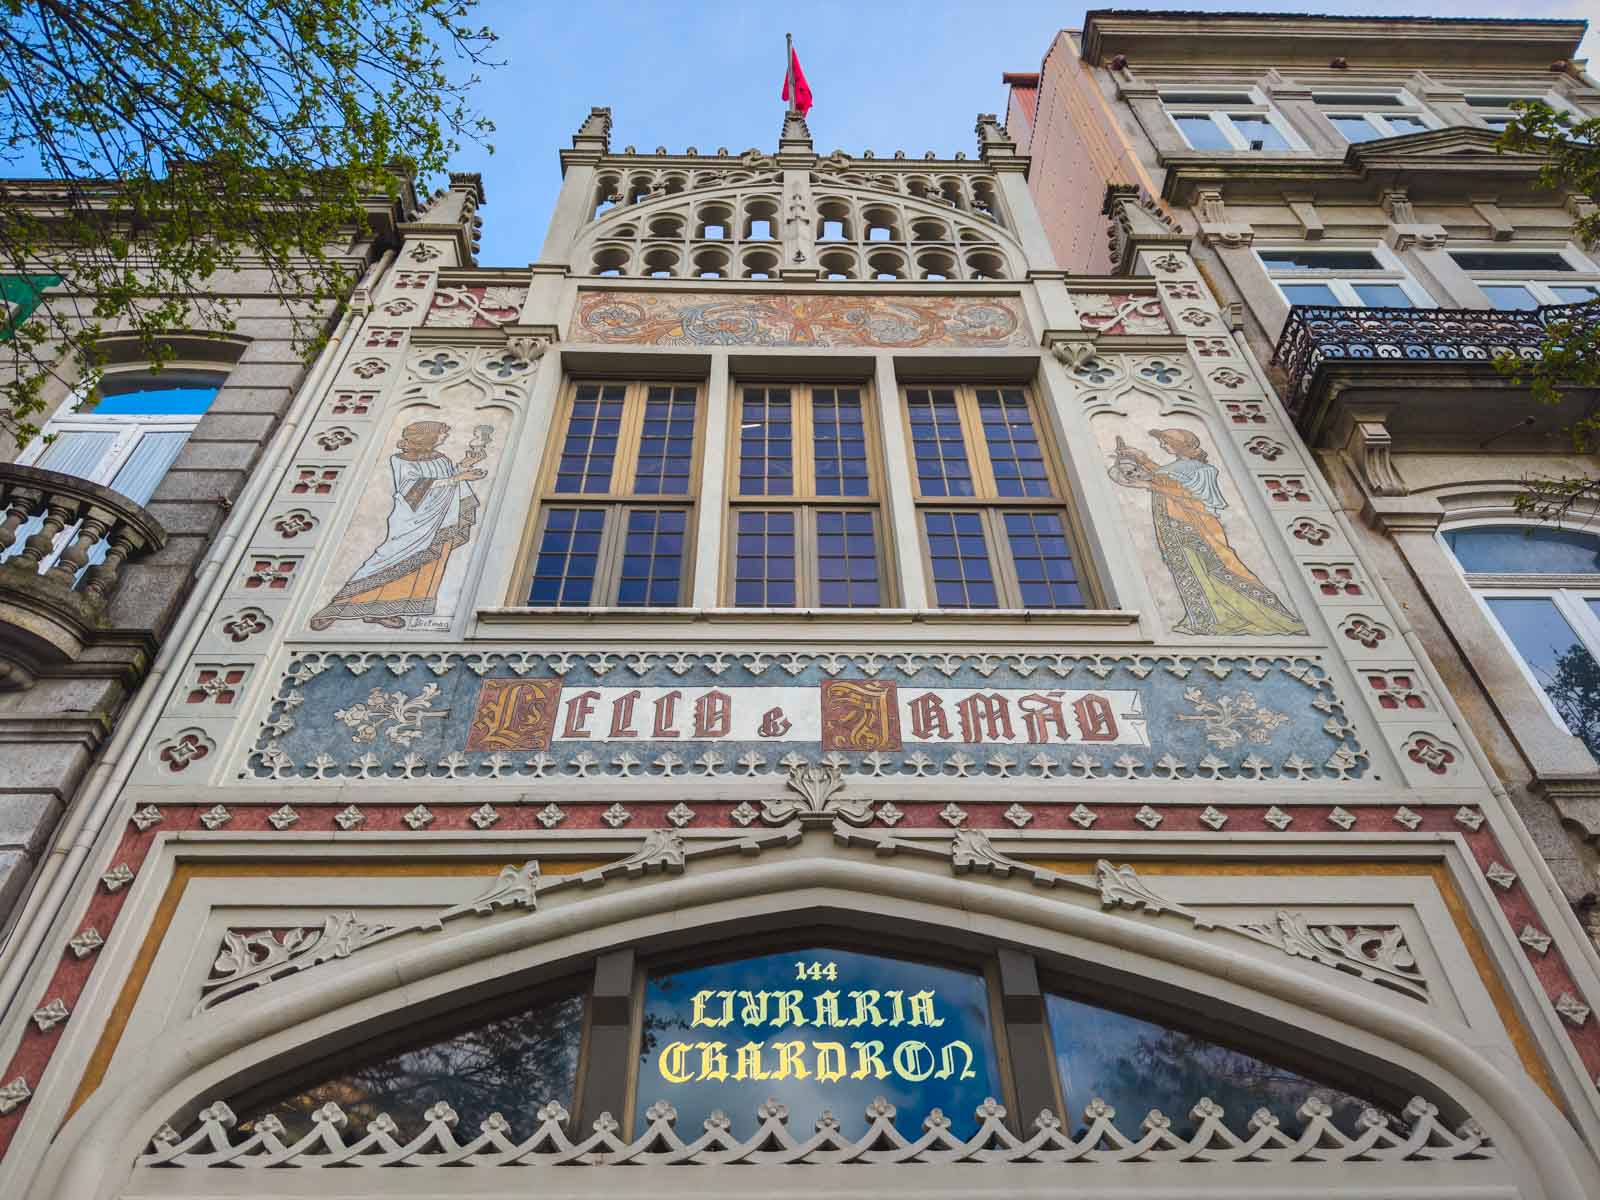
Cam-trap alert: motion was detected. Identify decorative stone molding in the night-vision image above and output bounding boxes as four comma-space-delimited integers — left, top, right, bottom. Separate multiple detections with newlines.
1380, 190, 1448, 251
1533, 774, 1600, 844
1193, 189, 1253, 249
1335, 409, 1406, 498
140, 1091, 1492, 1170
1102, 184, 1187, 272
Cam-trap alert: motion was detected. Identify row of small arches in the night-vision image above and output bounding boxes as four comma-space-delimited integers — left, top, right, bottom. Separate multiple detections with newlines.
596, 200, 995, 248
590, 244, 1009, 281
592, 172, 1002, 224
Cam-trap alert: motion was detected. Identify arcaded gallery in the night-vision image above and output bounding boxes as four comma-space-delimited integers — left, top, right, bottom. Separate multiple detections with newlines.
2, 73, 1600, 1200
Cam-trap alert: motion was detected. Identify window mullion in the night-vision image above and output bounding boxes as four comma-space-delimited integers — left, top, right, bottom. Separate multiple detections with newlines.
596, 506, 630, 605
609, 384, 648, 496
799, 506, 818, 607
794, 387, 818, 499
955, 387, 999, 498
984, 509, 1022, 608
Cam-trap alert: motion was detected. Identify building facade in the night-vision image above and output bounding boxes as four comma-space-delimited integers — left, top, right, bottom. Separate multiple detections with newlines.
1006, 13, 1600, 911
0, 89, 1597, 1199
0, 182, 416, 928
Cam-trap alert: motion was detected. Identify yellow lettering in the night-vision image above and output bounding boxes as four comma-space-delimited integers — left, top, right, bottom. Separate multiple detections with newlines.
886, 990, 906, 1026
691, 989, 733, 1028
739, 990, 770, 1025
772, 989, 808, 1028
937, 1040, 977, 1081
908, 989, 944, 1027
893, 1041, 936, 1082
813, 989, 841, 1027
850, 1039, 890, 1080
659, 1041, 693, 1084
771, 1039, 810, 1081
814, 1041, 848, 1083
850, 989, 885, 1027
734, 1041, 769, 1081
696, 1041, 729, 1082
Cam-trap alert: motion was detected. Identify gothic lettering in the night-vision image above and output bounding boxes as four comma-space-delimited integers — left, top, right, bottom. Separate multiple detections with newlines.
609, 689, 640, 737
956, 692, 1013, 742
907, 693, 951, 740
694, 690, 731, 737
561, 690, 599, 738
1073, 693, 1119, 741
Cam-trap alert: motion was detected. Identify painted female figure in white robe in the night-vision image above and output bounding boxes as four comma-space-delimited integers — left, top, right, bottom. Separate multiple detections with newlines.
309, 421, 486, 630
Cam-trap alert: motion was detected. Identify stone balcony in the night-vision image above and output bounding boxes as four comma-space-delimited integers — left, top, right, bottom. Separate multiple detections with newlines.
1271, 301, 1600, 445
0, 464, 167, 688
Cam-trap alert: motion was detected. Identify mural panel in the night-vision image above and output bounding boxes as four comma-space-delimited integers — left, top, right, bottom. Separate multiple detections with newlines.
570, 290, 1032, 348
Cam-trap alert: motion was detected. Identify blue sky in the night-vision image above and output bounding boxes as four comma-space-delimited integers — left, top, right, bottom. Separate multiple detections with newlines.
454, 1, 1597, 266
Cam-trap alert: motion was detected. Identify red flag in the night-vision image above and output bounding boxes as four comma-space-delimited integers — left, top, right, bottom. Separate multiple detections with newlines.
782, 47, 813, 115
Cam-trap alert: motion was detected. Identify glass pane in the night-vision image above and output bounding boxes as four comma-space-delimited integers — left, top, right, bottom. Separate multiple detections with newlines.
905, 388, 974, 497
1551, 285, 1600, 304
1329, 115, 1381, 143
816, 510, 880, 608
250, 991, 584, 1141
1162, 92, 1255, 106
32, 429, 120, 482
733, 510, 797, 607
616, 508, 685, 607
638, 948, 1001, 1138
555, 384, 625, 493
977, 388, 1051, 498
1281, 283, 1341, 307
923, 511, 997, 608
527, 507, 607, 607
1352, 283, 1414, 308
739, 387, 794, 496
1312, 92, 1407, 107
1229, 115, 1288, 151
90, 385, 216, 416
1172, 114, 1233, 151
1445, 526, 1600, 574
1258, 249, 1382, 271
1450, 250, 1574, 272
634, 385, 697, 496
812, 387, 870, 497
1003, 511, 1084, 609
107, 431, 191, 506
1481, 285, 1539, 311
1385, 115, 1428, 134
1486, 597, 1600, 758
1046, 993, 1378, 1139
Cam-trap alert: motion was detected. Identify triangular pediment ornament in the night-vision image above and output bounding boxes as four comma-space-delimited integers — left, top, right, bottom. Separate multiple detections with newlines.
1347, 126, 1543, 167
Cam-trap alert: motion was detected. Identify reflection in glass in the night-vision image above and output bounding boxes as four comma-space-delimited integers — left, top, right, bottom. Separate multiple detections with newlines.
1352, 284, 1413, 308
1483, 285, 1539, 311
1046, 993, 1375, 1136
1173, 115, 1231, 151
1486, 596, 1600, 758
1281, 283, 1340, 307
1444, 526, 1600, 574
638, 948, 1000, 1137
252, 991, 584, 1139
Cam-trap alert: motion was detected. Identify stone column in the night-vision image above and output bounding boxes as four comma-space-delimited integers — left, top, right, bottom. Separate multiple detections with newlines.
692, 352, 731, 608
873, 354, 926, 608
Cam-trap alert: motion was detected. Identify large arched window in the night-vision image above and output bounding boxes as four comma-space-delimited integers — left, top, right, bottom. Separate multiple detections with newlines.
1443, 524, 1600, 759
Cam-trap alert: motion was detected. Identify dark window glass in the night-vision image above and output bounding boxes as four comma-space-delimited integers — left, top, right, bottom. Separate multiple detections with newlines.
907, 388, 973, 496
1047, 992, 1378, 1139
977, 388, 1050, 497
817, 510, 880, 607
1004, 511, 1083, 609
638, 948, 1000, 1138
1313, 92, 1407, 107
252, 991, 584, 1141
739, 388, 794, 496
528, 507, 606, 606
1163, 92, 1254, 106
924, 511, 997, 608
634, 386, 697, 496
1449, 250, 1575, 272
1485, 597, 1600, 761
555, 384, 625, 493
1444, 526, 1600, 574
617, 508, 685, 606
734, 510, 796, 606
1172, 114, 1232, 151
1258, 249, 1383, 271
812, 387, 870, 497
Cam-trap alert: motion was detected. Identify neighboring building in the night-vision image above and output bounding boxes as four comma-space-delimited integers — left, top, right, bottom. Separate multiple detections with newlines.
0, 182, 417, 929
0, 95, 1598, 1200
1006, 14, 1600, 914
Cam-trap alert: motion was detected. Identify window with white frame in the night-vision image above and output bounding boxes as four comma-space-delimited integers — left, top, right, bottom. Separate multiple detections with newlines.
1312, 91, 1433, 143
1447, 247, 1600, 311
1160, 90, 1298, 152
1258, 246, 1430, 309
1443, 524, 1600, 761
1461, 92, 1575, 133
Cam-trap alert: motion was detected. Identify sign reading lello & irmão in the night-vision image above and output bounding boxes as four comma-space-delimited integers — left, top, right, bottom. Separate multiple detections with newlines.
638, 949, 1000, 1137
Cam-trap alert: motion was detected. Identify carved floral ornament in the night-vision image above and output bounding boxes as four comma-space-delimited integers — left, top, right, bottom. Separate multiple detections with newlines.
194, 824, 1433, 1022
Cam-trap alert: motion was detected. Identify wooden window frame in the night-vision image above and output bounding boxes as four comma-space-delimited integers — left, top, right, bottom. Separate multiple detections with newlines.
723, 382, 896, 608
901, 383, 1093, 610
522, 379, 703, 608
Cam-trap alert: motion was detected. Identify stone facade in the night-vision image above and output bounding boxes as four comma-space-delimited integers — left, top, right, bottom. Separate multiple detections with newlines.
0, 80, 1597, 1200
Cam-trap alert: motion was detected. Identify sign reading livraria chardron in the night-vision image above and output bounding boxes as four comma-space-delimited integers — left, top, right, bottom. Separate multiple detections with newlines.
248, 650, 1365, 783
637, 949, 1000, 1136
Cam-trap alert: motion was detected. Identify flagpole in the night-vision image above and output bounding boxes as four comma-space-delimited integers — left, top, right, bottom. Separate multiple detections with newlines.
785, 32, 796, 114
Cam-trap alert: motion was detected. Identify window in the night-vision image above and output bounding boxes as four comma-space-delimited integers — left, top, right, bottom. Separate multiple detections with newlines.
730, 384, 888, 608
528, 382, 700, 607
1448, 247, 1600, 310
1259, 246, 1428, 309
1462, 93, 1577, 133
1444, 525, 1600, 760
1162, 90, 1297, 152
1313, 91, 1432, 142
904, 385, 1086, 609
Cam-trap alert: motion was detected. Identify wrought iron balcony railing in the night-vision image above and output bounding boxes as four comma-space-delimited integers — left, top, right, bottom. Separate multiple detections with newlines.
1271, 300, 1600, 410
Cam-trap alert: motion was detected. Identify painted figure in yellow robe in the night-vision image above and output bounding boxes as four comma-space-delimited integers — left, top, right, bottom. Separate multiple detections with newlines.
309, 421, 488, 630
1109, 428, 1305, 637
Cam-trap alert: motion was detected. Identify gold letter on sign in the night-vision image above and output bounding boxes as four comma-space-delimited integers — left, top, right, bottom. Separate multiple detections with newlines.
465, 678, 562, 752
822, 679, 903, 751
